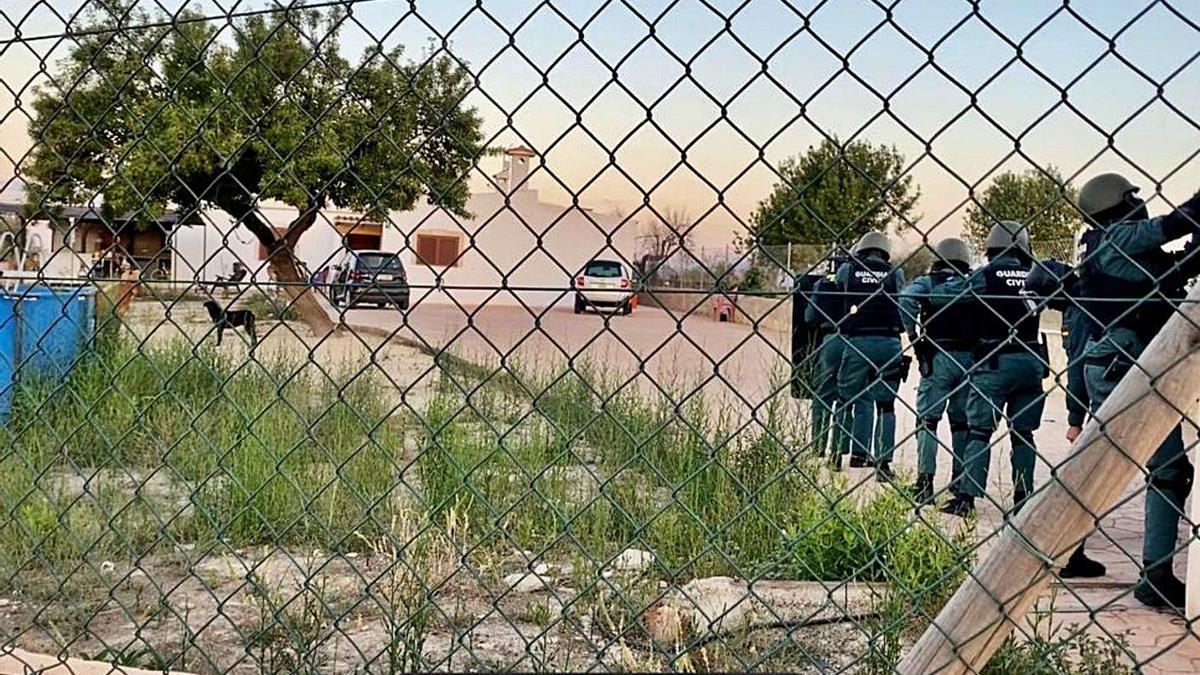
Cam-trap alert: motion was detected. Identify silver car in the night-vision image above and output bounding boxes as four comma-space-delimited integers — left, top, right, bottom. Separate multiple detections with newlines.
573, 259, 635, 315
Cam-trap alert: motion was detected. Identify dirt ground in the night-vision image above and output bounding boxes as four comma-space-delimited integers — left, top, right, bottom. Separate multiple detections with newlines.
1, 502, 876, 674
4, 298, 1198, 673
1, 300, 881, 673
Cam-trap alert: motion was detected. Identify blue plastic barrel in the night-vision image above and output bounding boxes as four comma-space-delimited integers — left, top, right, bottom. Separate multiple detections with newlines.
0, 285, 97, 422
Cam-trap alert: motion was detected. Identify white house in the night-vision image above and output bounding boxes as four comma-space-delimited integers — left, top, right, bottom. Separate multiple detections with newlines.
170, 147, 638, 308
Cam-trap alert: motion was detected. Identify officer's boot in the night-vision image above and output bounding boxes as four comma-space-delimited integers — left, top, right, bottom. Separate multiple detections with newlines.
1134, 560, 1186, 610
849, 455, 875, 469
940, 494, 975, 518
911, 473, 934, 505
1135, 468, 1190, 608
1059, 545, 1106, 579
875, 461, 895, 484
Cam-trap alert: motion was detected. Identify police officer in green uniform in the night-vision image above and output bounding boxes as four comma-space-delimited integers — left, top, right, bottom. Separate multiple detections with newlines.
1024, 259, 1107, 579
934, 221, 1046, 518
899, 238, 973, 504
805, 256, 849, 463
834, 231, 906, 481
1075, 173, 1200, 609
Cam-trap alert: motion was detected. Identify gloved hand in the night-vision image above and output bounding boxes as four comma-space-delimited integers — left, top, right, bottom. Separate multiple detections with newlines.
1187, 190, 1200, 213
1177, 242, 1200, 281
1187, 191, 1200, 240
1162, 191, 1200, 240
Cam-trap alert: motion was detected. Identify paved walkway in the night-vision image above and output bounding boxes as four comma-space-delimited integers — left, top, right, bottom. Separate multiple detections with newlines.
341, 301, 1199, 671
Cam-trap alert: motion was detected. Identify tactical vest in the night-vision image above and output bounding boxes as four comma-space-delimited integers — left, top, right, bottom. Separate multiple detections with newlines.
977, 258, 1039, 344
840, 257, 901, 336
1078, 227, 1182, 342
922, 270, 974, 350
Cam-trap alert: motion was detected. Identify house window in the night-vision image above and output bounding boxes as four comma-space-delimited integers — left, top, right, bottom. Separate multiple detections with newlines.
415, 234, 461, 267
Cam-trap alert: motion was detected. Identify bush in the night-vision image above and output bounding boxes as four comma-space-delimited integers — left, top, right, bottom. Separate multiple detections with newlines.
418, 359, 973, 586
0, 336, 406, 572
240, 291, 299, 321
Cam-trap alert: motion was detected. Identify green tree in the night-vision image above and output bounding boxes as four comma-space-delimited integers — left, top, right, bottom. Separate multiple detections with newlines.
963, 168, 1080, 256
745, 137, 920, 250
897, 244, 935, 285
25, 2, 484, 333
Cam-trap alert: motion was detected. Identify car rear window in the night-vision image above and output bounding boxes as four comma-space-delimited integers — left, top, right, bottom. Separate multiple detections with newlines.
357, 253, 405, 274
584, 261, 623, 278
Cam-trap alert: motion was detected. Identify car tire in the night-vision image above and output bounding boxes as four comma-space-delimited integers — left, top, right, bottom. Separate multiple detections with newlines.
621, 301, 632, 316
376, 302, 388, 309
574, 295, 584, 314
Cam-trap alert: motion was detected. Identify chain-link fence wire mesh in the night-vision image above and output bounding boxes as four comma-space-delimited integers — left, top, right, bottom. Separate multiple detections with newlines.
1, 0, 1199, 673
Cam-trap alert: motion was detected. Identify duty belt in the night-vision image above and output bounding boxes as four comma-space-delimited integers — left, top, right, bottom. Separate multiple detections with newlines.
842, 328, 900, 338
926, 338, 972, 353
974, 339, 1042, 369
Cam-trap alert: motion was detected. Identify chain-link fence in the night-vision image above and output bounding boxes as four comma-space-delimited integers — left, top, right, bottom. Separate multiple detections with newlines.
2, 1, 1199, 673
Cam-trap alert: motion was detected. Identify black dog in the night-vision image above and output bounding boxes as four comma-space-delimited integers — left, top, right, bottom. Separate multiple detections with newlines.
204, 300, 257, 346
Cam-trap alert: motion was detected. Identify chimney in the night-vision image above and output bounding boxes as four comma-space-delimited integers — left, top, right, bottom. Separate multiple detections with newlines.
503, 146, 536, 194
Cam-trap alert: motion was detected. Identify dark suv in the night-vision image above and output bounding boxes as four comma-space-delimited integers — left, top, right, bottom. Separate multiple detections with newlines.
329, 250, 410, 310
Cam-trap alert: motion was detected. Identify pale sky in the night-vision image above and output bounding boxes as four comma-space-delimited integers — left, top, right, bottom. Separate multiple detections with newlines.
2, 0, 1199, 249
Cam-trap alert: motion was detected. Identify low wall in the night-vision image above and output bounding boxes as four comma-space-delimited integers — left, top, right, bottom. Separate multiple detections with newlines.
639, 288, 792, 333
640, 289, 1067, 363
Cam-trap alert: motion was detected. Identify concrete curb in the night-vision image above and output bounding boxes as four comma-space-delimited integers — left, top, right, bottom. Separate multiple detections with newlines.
0, 647, 195, 675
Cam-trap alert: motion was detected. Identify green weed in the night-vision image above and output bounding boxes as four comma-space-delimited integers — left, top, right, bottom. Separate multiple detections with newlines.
983, 594, 1134, 674
0, 337, 410, 576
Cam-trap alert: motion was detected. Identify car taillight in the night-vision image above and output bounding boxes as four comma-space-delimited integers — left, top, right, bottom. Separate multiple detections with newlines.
620, 278, 630, 288
575, 276, 585, 287
350, 269, 366, 281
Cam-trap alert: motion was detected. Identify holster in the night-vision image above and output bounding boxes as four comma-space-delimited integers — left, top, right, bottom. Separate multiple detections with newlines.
1102, 355, 1134, 382
875, 355, 912, 384
973, 342, 1003, 370
914, 338, 935, 378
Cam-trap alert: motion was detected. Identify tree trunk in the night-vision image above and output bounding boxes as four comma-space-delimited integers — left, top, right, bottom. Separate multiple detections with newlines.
215, 199, 338, 337
267, 246, 337, 336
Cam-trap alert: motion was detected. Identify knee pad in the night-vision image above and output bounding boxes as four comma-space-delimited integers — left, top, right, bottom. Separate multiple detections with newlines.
966, 427, 992, 444
921, 417, 939, 431
876, 400, 895, 414
949, 420, 969, 433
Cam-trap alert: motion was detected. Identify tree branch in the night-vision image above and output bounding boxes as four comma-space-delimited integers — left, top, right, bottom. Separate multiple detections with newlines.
280, 199, 322, 250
